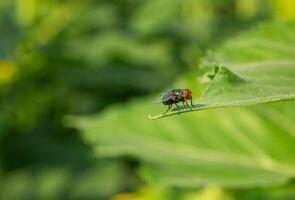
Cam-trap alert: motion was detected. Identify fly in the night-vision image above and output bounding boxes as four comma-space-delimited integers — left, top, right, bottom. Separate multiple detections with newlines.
155, 89, 194, 114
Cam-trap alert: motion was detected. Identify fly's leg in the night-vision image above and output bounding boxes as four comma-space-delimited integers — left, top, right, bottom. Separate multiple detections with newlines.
182, 101, 186, 108
174, 103, 181, 115
185, 100, 189, 108
163, 104, 172, 114
190, 99, 194, 108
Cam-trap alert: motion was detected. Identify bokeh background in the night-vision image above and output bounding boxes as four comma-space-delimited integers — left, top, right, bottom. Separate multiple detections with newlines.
0, 0, 294, 199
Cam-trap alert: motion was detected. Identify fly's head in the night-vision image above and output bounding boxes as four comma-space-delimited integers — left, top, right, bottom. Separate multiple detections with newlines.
182, 89, 192, 100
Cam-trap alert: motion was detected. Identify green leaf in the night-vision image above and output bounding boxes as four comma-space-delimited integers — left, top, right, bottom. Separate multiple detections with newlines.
73, 100, 295, 188
72, 21, 295, 188
149, 21, 295, 119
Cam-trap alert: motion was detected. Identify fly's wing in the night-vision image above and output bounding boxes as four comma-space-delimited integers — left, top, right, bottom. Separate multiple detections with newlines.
153, 96, 165, 104
153, 92, 173, 103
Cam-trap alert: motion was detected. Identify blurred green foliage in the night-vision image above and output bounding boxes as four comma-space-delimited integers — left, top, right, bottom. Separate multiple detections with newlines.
0, 0, 294, 200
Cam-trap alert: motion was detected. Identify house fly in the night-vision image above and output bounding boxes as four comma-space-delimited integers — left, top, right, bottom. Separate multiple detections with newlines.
155, 89, 194, 114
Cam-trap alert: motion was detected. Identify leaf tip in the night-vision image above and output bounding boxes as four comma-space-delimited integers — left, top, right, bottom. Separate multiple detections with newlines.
148, 114, 158, 120
208, 64, 245, 83
206, 63, 220, 80
218, 66, 245, 83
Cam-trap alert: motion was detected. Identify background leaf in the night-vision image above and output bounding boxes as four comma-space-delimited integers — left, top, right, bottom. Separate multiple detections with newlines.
73, 21, 295, 189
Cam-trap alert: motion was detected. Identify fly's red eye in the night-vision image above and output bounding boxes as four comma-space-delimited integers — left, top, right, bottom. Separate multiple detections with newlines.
183, 89, 192, 100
